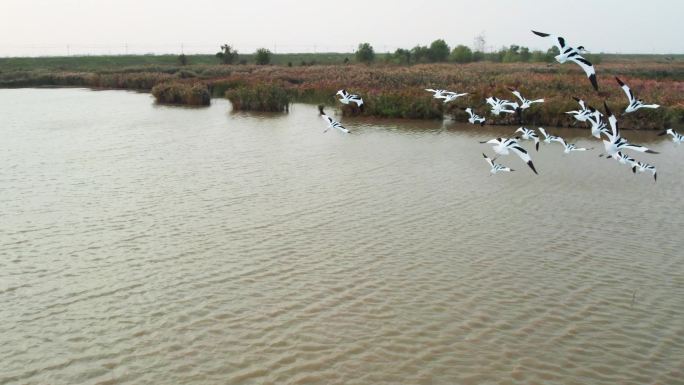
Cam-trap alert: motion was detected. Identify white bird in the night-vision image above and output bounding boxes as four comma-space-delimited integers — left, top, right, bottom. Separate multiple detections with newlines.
538, 127, 564, 145
631, 161, 657, 182
318, 105, 350, 134
425, 88, 449, 99
603, 151, 637, 166
514, 127, 540, 151
658, 128, 684, 145
482, 153, 514, 174
486, 97, 518, 116
532, 30, 598, 91
464, 108, 486, 126
615, 77, 659, 114
565, 96, 595, 123
336, 89, 364, 110
479, 137, 538, 174
442, 91, 468, 104
508, 88, 544, 110
556, 137, 591, 154
602, 102, 658, 157
585, 108, 610, 139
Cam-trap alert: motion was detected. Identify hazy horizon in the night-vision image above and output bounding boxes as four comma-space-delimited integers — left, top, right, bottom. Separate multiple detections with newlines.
1, 0, 683, 57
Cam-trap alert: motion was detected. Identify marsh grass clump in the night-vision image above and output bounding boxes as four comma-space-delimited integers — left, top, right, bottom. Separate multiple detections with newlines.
151, 82, 211, 106
225, 84, 290, 112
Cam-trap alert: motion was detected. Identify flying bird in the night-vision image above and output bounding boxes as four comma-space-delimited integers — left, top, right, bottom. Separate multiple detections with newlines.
486, 97, 518, 116
532, 30, 598, 91
601, 102, 658, 157
480, 137, 538, 174
538, 127, 564, 145
585, 108, 610, 138
508, 88, 544, 110
556, 137, 591, 154
442, 91, 468, 104
615, 77, 659, 114
319, 105, 350, 134
632, 161, 657, 182
425, 89, 449, 99
336, 89, 364, 110
514, 127, 540, 151
658, 128, 684, 145
464, 108, 486, 126
482, 153, 514, 175
566, 96, 595, 124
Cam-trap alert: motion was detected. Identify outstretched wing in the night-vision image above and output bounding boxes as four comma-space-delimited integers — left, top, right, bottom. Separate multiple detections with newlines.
615, 77, 635, 104
509, 144, 538, 174
465, 108, 475, 118
482, 153, 494, 168
603, 102, 619, 139
538, 127, 549, 139
622, 143, 658, 154
508, 88, 524, 103
572, 96, 586, 110
568, 56, 598, 91
532, 30, 566, 51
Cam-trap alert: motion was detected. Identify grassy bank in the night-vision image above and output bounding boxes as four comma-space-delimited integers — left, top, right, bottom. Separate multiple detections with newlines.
1, 55, 682, 129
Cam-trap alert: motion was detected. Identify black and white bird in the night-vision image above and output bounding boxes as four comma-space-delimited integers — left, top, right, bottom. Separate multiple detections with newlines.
565, 96, 594, 124
532, 30, 598, 91
538, 127, 564, 145
319, 105, 350, 134
514, 127, 540, 151
480, 137, 538, 174
557, 137, 591, 154
585, 108, 610, 138
602, 151, 636, 166
632, 161, 657, 182
615, 77, 659, 114
464, 108, 486, 126
482, 153, 514, 175
508, 88, 544, 110
336, 89, 364, 110
602, 102, 658, 157
442, 91, 468, 104
485, 97, 518, 116
658, 128, 684, 145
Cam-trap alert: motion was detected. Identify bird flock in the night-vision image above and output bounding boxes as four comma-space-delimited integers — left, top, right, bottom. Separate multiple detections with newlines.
318, 30, 679, 182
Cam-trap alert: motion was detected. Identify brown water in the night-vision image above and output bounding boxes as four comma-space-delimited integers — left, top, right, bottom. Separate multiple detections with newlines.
1, 88, 683, 385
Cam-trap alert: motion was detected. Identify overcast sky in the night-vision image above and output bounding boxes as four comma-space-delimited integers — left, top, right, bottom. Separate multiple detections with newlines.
1, 0, 682, 57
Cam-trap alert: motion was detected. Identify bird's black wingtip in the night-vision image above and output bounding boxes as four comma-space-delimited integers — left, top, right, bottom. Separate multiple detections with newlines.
645, 150, 659, 154
318, 104, 325, 114
589, 74, 599, 91
603, 101, 612, 116
632, 166, 637, 174
535, 142, 540, 151
482, 153, 488, 158
654, 173, 657, 182
572, 96, 580, 102
528, 161, 538, 175
615, 76, 625, 86
531, 30, 549, 37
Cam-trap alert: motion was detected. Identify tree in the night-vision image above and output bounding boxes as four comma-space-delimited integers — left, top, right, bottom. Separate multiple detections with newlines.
355, 43, 375, 64
216, 44, 239, 64
410, 45, 430, 64
177, 53, 188, 66
450, 45, 473, 63
519, 47, 531, 62
428, 39, 450, 62
393, 48, 411, 65
255, 48, 271, 65
473, 32, 486, 53
546, 46, 560, 62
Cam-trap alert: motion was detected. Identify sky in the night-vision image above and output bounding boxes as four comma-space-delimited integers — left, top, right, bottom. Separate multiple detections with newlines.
1, 0, 682, 57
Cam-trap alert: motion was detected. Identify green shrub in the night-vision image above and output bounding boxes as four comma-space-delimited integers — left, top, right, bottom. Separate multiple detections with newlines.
225, 84, 290, 112
356, 43, 375, 64
151, 82, 211, 106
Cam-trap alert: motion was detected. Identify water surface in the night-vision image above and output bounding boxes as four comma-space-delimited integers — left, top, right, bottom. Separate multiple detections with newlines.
1, 88, 683, 385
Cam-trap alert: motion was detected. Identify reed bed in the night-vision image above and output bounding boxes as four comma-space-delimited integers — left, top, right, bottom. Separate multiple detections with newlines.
1, 60, 682, 127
